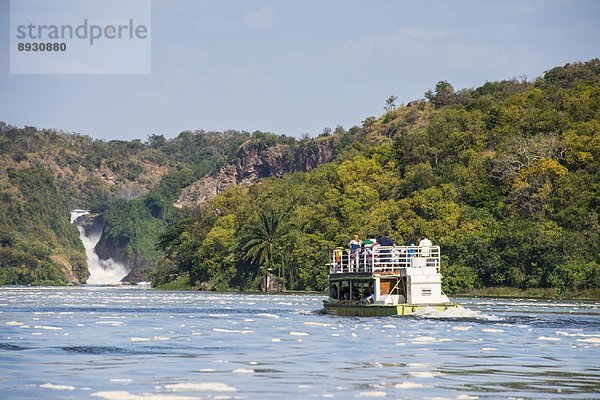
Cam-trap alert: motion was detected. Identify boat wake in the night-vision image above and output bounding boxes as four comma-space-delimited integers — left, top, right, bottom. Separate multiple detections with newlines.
411, 306, 503, 321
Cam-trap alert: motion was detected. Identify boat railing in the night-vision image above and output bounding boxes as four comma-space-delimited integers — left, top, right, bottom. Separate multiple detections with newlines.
328, 245, 440, 274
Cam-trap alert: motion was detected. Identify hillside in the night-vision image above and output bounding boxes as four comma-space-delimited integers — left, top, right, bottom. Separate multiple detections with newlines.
0, 126, 337, 284
0, 127, 252, 284
1, 59, 598, 296
154, 60, 600, 295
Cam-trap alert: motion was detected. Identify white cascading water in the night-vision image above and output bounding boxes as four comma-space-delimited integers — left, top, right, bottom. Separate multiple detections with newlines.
70, 210, 130, 285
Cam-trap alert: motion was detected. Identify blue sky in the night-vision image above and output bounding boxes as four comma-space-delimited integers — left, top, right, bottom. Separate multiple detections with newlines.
1, 0, 599, 140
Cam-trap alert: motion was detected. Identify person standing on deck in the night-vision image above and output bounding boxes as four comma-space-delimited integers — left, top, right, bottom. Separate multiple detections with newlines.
348, 234, 362, 271
418, 236, 432, 257
377, 233, 394, 267
378, 233, 394, 247
362, 236, 377, 269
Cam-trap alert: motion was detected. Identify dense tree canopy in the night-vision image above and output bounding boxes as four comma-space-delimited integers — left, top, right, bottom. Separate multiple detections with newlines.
153, 60, 599, 296
1, 59, 598, 297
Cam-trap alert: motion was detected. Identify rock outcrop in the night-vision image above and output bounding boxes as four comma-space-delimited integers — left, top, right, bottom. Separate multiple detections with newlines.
176, 137, 336, 208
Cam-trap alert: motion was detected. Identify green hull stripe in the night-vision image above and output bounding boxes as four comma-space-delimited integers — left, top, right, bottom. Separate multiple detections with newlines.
322, 303, 460, 317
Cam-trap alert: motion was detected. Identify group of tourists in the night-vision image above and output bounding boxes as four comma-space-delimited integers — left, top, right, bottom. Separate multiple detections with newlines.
344, 233, 433, 270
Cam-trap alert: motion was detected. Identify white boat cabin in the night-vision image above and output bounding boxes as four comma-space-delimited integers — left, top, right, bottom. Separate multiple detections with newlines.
327, 245, 451, 306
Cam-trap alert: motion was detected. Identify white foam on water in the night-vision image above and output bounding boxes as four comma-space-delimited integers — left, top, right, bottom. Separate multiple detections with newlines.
382, 324, 396, 329
271, 338, 281, 342
481, 328, 504, 333
481, 347, 497, 351
409, 371, 444, 378
414, 306, 502, 321
198, 369, 215, 372
410, 336, 437, 343
395, 382, 423, 389
556, 331, 600, 337
233, 368, 254, 374
109, 379, 133, 384
576, 337, 600, 343
40, 383, 76, 391
298, 384, 313, 389
40, 325, 62, 330
208, 314, 230, 318
256, 313, 280, 319
165, 382, 237, 392
538, 336, 561, 341
452, 326, 472, 331
5, 321, 23, 326
91, 391, 200, 400
457, 395, 479, 399
213, 328, 254, 334
130, 337, 151, 342
304, 321, 332, 327
355, 391, 387, 397
289, 331, 309, 336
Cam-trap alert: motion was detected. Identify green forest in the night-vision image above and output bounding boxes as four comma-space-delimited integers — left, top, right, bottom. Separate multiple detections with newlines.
1, 60, 599, 297
151, 60, 600, 297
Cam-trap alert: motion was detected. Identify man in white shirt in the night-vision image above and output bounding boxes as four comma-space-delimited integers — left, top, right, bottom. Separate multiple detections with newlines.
418, 236, 432, 257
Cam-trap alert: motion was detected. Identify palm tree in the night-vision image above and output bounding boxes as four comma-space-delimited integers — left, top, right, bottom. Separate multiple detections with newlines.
241, 211, 285, 278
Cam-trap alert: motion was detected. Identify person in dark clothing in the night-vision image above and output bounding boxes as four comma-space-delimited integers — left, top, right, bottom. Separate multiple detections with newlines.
378, 234, 394, 247
378, 233, 394, 266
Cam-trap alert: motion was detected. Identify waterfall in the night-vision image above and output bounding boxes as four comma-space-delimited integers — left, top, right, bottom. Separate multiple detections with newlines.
70, 210, 130, 285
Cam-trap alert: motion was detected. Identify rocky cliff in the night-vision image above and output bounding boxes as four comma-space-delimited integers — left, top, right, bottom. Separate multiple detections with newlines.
176, 137, 336, 208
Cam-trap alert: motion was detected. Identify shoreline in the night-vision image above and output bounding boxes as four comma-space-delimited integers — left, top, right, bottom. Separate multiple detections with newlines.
4, 284, 599, 301
452, 287, 600, 301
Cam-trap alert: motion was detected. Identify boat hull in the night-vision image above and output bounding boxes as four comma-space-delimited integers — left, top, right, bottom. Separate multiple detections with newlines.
322, 301, 461, 317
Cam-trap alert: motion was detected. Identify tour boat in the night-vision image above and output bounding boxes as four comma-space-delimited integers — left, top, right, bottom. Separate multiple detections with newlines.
322, 244, 460, 316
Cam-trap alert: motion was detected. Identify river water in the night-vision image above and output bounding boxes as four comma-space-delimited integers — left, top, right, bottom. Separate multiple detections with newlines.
1, 287, 599, 399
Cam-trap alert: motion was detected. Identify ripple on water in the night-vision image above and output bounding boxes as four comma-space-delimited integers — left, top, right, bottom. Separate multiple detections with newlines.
395, 382, 424, 389
289, 331, 309, 336
165, 382, 236, 392
212, 328, 254, 334
256, 313, 280, 319
576, 337, 600, 344
232, 368, 254, 373
2, 288, 599, 399
91, 391, 201, 399
40, 383, 76, 391
538, 336, 561, 341
355, 391, 387, 397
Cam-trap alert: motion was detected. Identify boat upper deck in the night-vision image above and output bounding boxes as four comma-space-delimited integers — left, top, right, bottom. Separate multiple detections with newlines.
328, 245, 440, 275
